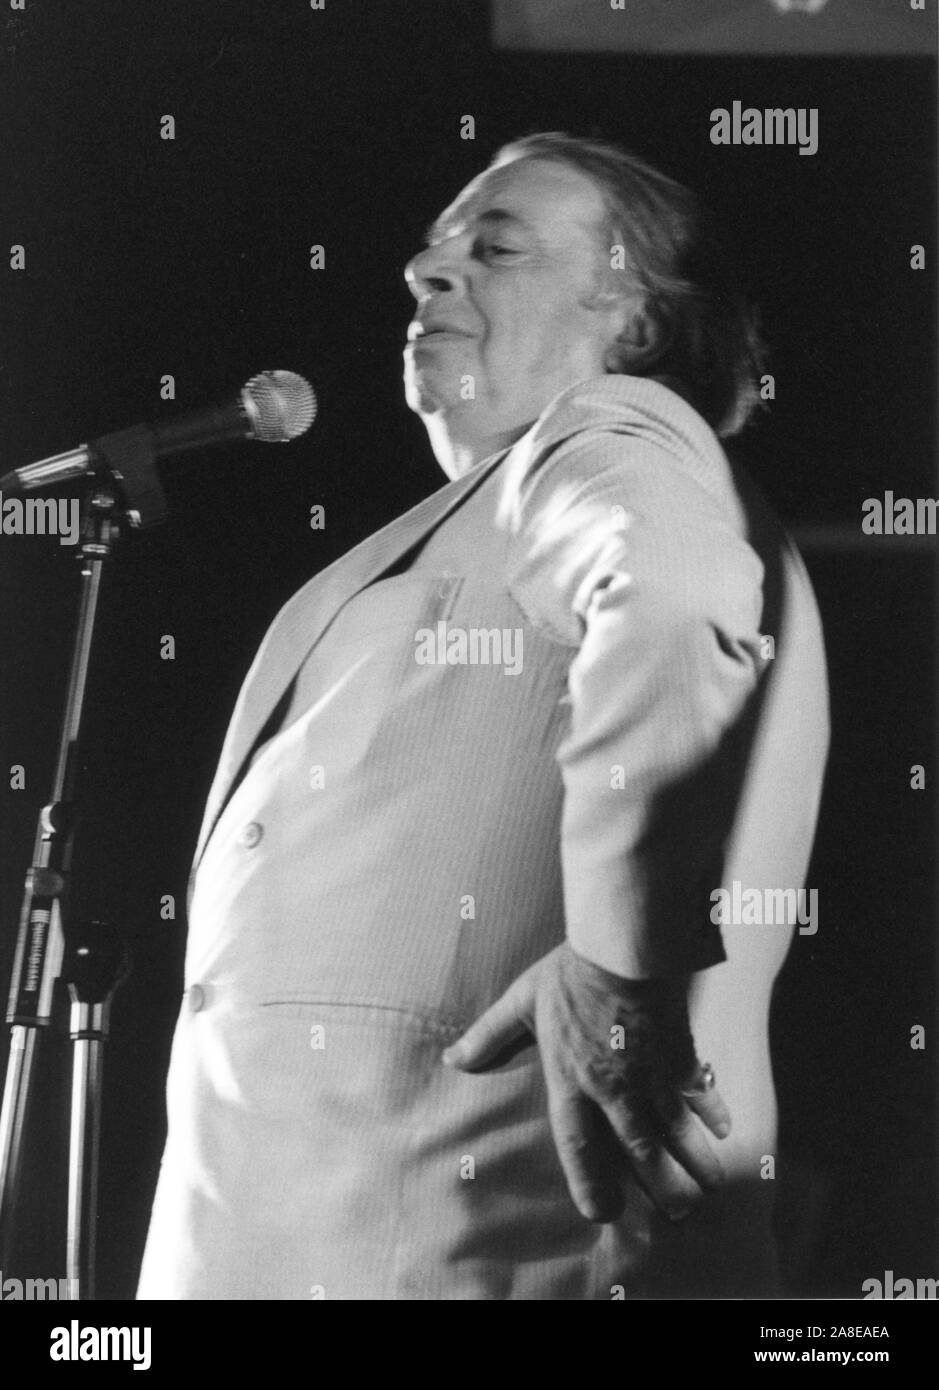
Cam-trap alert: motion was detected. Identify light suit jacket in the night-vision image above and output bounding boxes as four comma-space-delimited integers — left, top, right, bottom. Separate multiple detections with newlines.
138, 375, 829, 1300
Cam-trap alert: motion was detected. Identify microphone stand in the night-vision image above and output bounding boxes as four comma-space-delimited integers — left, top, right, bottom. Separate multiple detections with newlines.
65, 919, 128, 1300
0, 430, 166, 1298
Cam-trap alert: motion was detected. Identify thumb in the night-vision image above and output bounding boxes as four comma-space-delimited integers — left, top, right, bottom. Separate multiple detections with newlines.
442, 969, 537, 1071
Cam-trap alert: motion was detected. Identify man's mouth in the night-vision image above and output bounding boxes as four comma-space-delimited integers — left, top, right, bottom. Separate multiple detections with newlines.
407, 322, 472, 342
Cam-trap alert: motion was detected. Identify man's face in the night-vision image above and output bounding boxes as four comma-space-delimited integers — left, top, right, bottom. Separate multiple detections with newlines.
403, 157, 629, 445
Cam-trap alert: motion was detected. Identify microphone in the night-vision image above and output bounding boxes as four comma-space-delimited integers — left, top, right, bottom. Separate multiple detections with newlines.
0, 371, 318, 496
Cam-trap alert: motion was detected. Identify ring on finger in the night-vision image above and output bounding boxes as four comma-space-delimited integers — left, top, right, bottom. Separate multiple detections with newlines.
680, 1060, 716, 1096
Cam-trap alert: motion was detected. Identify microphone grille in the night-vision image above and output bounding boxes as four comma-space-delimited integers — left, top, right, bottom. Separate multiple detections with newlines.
243, 370, 318, 442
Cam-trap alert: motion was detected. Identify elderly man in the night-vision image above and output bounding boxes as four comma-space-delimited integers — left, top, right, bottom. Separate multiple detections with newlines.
137, 134, 829, 1300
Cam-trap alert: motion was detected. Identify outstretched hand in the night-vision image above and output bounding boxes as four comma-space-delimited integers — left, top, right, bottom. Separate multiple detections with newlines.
442, 941, 731, 1223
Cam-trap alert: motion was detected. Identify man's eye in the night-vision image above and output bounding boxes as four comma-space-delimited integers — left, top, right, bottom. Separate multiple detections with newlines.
469, 236, 523, 263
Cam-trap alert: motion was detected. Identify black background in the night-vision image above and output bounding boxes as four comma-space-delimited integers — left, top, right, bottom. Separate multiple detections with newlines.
1, 0, 935, 1300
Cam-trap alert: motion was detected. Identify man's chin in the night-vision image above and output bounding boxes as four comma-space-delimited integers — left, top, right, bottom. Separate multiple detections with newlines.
403, 369, 458, 419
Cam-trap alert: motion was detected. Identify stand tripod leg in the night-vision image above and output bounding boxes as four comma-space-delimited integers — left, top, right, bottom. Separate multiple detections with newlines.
67, 1034, 103, 1301
64, 923, 128, 1300
0, 1026, 38, 1258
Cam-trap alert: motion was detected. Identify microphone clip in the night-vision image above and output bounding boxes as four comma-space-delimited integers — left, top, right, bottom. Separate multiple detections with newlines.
89, 424, 167, 529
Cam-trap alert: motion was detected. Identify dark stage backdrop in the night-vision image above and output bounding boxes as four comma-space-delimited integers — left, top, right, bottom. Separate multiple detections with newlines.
1, 0, 935, 1300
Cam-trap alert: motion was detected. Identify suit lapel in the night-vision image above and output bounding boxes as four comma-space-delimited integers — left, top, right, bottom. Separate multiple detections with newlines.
192, 449, 509, 866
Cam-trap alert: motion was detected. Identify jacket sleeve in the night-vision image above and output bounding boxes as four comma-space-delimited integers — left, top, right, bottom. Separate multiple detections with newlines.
505, 429, 767, 978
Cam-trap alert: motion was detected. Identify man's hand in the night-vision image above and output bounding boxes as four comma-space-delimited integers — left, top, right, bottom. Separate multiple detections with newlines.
442, 942, 731, 1224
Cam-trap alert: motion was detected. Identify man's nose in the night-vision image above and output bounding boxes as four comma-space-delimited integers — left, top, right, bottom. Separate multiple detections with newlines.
404, 244, 459, 301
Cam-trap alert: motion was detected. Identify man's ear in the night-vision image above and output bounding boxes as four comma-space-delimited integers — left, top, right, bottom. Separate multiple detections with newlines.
604, 300, 671, 374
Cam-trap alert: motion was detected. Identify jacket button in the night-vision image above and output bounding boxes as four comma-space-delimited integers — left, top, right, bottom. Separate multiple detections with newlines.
188, 983, 206, 1013
240, 821, 264, 848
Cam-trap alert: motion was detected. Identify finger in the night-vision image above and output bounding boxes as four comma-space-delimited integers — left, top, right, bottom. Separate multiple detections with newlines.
548, 1088, 624, 1224
681, 1069, 732, 1140
442, 973, 536, 1071
657, 1096, 725, 1194
601, 1101, 703, 1221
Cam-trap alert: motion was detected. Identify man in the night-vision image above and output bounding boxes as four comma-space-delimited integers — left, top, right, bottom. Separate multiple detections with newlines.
137, 134, 829, 1300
